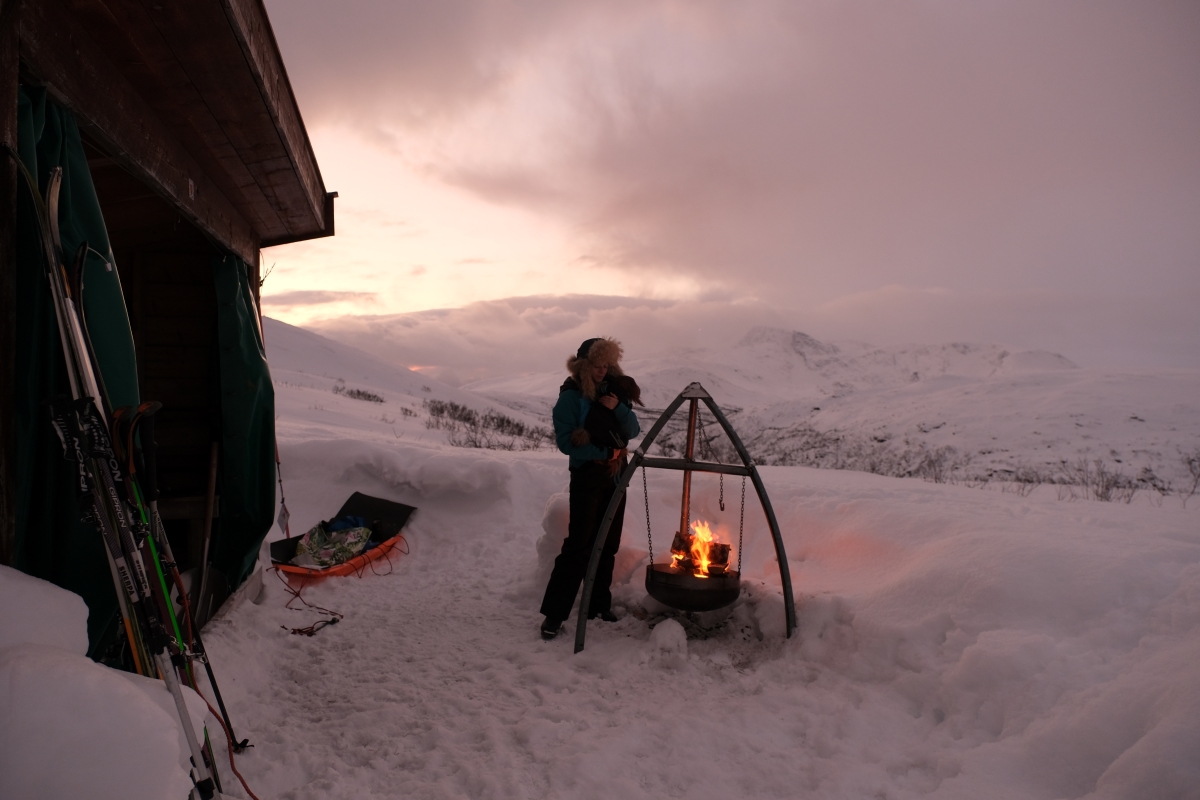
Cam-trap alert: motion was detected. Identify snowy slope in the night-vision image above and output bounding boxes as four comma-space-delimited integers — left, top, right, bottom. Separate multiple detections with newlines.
264, 317, 549, 446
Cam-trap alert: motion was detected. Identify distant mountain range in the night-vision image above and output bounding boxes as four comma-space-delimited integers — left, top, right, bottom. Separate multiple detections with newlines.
266, 317, 1200, 496
465, 326, 1199, 493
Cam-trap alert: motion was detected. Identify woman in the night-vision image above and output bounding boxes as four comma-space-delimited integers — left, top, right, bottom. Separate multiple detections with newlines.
539, 337, 642, 640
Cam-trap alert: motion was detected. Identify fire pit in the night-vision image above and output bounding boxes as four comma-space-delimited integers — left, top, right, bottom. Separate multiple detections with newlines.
646, 565, 741, 612
645, 522, 740, 611
574, 381, 797, 653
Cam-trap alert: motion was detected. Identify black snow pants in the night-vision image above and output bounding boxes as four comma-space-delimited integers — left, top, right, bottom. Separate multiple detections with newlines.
539, 461, 626, 622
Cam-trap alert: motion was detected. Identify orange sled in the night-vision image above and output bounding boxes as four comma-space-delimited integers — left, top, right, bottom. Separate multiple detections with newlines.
270, 492, 415, 579
275, 532, 409, 579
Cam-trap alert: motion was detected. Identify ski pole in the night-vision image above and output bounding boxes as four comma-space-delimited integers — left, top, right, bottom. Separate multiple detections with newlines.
139, 408, 250, 751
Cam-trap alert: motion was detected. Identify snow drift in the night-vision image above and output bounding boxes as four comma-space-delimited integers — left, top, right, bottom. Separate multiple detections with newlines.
0, 566, 209, 800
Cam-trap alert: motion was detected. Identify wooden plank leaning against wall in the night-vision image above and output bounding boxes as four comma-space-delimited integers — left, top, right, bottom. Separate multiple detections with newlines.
0, 0, 20, 566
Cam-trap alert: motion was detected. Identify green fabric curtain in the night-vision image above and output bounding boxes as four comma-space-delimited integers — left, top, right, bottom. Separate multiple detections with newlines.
212, 256, 276, 591
13, 87, 140, 662
13, 88, 277, 659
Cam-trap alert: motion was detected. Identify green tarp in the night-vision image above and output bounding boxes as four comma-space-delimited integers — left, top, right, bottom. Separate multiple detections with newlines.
212, 256, 276, 591
12, 88, 276, 662
13, 87, 139, 661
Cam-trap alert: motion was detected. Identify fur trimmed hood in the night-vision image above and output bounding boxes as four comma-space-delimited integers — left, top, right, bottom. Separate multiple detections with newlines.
565, 337, 625, 400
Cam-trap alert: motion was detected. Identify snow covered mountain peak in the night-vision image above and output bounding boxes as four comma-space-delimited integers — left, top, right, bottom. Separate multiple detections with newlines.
737, 326, 840, 357
724, 327, 1076, 394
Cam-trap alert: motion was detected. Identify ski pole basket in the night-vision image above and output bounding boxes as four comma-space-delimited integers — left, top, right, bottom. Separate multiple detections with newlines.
574, 382, 798, 653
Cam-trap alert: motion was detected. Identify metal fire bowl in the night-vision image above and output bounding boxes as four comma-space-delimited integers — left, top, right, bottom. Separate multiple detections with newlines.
645, 564, 741, 612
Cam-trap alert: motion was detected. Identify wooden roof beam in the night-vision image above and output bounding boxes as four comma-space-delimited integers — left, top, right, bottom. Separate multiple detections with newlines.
262, 190, 336, 248
20, 0, 260, 265
221, 0, 327, 232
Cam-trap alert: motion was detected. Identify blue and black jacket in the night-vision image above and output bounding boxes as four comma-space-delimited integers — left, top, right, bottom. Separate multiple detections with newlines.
553, 377, 641, 470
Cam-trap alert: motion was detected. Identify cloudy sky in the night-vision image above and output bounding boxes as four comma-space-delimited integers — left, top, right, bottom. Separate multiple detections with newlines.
259, 1, 1200, 379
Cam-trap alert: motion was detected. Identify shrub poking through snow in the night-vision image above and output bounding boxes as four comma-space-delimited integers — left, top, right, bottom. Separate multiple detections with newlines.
647, 404, 1195, 503
332, 380, 385, 403
654, 407, 971, 484
423, 400, 551, 450
1053, 458, 1139, 503
1183, 448, 1200, 507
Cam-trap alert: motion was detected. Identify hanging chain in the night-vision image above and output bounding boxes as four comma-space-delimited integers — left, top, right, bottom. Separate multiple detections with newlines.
737, 475, 747, 573
719, 473, 725, 511
643, 465, 654, 564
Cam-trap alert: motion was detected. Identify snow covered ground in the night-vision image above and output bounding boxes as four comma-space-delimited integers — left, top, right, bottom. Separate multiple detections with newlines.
6, 319, 1198, 799
193, 321, 1199, 799
0, 566, 211, 800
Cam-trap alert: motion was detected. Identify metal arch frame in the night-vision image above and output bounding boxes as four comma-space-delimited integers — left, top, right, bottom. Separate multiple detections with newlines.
574, 382, 797, 653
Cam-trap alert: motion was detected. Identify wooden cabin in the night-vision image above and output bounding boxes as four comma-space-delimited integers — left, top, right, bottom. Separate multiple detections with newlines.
0, 0, 333, 651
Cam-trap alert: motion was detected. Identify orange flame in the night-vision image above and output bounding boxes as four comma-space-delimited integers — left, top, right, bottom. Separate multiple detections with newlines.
668, 520, 732, 578
691, 520, 715, 577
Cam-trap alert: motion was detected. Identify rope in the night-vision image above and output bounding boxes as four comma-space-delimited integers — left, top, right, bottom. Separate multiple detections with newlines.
288, 617, 338, 637
349, 533, 408, 579
200, 696, 261, 800
643, 465, 654, 564
272, 533, 408, 633
274, 569, 343, 635
274, 442, 290, 538
367, 534, 409, 577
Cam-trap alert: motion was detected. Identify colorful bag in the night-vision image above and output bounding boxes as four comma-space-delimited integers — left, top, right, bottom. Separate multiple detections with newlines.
292, 517, 373, 568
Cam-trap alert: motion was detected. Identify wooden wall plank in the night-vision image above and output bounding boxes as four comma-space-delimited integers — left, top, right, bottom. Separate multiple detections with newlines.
62, 0, 329, 240
138, 285, 216, 313
20, 0, 261, 267
65, 0, 289, 239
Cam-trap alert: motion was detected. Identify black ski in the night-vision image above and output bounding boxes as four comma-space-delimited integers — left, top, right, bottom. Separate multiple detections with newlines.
10, 150, 223, 800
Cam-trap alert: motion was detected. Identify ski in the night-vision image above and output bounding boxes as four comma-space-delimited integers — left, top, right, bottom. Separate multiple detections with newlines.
10, 152, 224, 800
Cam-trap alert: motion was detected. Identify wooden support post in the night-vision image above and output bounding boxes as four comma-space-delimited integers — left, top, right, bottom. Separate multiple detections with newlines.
0, 0, 20, 566
677, 398, 698, 538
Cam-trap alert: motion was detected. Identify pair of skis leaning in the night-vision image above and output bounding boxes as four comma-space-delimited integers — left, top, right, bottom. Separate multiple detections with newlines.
14, 151, 249, 800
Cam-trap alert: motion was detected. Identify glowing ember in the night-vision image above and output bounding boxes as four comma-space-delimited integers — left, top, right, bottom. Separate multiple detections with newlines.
669, 520, 732, 578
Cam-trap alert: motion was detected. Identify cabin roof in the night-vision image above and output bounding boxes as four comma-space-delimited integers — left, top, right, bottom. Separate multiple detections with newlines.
20, 0, 333, 263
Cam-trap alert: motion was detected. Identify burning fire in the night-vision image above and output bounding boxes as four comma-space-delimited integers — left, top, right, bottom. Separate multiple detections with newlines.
670, 520, 732, 578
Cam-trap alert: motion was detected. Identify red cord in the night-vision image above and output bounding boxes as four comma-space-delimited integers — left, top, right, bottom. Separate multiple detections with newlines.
274, 568, 344, 635
273, 533, 407, 624
201, 696, 261, 800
